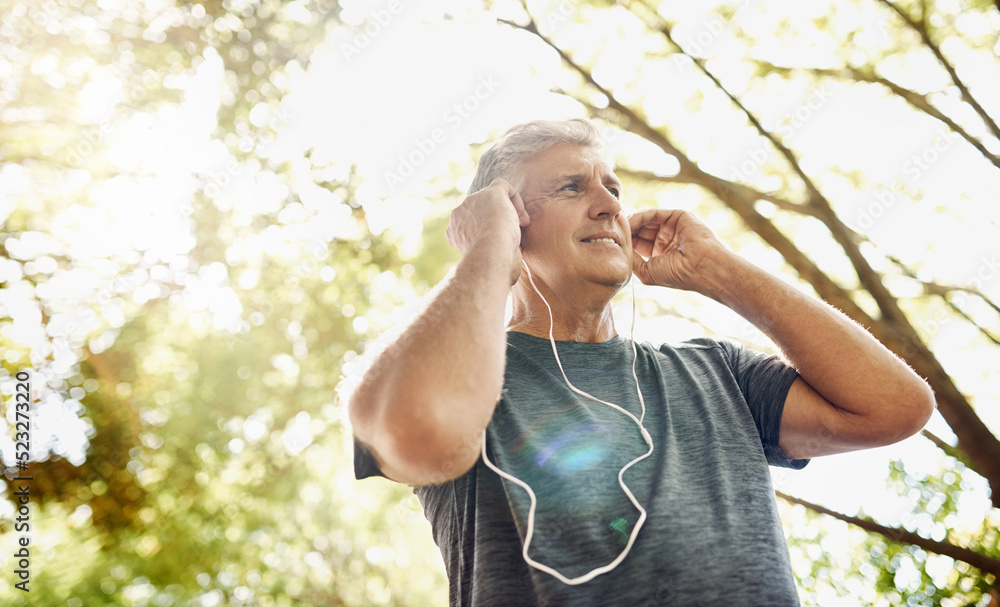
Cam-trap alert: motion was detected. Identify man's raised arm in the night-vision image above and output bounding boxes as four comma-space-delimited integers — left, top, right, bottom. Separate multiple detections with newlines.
347, 179, 528, 486
629, 209, 936, 460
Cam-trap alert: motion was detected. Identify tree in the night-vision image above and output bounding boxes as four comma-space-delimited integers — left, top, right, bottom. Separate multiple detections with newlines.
3, 0, 998, 604
1, 0, 453, 603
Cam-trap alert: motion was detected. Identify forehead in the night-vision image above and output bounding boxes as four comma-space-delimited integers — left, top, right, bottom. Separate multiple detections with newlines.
520, 144, 617, 187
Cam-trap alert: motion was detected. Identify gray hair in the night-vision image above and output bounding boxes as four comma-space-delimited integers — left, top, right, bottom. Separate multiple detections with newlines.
468, 118, 609, 195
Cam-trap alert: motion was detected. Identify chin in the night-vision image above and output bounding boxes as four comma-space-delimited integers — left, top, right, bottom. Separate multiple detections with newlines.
587, 266, 632, 289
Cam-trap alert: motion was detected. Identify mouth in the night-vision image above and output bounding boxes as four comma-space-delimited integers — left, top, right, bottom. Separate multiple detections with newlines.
580, 232, 621, 247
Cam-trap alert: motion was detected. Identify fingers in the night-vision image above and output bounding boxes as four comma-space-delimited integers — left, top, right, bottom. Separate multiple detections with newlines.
491, 177, 530, 227
631, 233, 655, 258
631, 249, 647, 278
510, 190, 530, 228
628, 209, 679, 235
448, 178, 526, 255
629, 209, 685, 257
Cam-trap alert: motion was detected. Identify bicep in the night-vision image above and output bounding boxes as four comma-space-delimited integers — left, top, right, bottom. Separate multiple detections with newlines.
778, 377, 890, 460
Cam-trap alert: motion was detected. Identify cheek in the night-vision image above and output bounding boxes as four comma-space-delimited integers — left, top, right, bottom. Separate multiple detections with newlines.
619, 221, 634, 250
520, 218, 558, 248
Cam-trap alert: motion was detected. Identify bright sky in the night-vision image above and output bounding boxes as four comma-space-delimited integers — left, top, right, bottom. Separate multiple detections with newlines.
2, 0, 999, 600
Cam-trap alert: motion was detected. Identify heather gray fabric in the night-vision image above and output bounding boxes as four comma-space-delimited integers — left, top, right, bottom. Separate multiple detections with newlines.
355, 331, 808, 606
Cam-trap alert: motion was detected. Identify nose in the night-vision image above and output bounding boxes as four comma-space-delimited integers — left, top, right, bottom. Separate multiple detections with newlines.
589, 183, 622, 220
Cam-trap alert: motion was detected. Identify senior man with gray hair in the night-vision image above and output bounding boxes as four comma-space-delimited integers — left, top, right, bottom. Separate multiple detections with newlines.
348, 118, 935, 606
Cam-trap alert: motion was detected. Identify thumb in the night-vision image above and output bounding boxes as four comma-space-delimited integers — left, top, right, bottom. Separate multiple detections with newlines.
631, 252, 650, 285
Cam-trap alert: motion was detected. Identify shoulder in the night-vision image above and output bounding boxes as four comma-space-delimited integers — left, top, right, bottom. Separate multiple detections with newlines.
646, 336, 739, 363
650, 336, 782, 367
642, 337, 793, 391
658, 336, 727, 349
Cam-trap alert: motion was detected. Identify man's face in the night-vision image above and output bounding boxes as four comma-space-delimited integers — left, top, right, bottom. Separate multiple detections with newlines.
517, 144, 632, 293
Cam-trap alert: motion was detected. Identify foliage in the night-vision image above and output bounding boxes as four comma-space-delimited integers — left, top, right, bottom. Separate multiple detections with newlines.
1, 0, 998, 605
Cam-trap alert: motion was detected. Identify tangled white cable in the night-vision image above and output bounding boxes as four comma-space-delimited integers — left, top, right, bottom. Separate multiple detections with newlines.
480, 258, 654, 585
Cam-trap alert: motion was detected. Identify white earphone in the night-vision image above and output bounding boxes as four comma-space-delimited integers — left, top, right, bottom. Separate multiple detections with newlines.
480, 258, 654, 585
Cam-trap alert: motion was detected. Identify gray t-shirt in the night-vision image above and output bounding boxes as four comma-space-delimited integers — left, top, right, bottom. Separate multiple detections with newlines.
355, 331, 808, 606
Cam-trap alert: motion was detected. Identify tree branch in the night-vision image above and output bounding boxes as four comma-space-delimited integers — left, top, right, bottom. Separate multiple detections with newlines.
921, 430, 975, 469
885, 254, 1000, 317
613, 167, 826, 219
627, 0, 827, 207
885, 253, 1000, 347
498, 10, 1000, 507
754, 61, 1000, 170
876, 0, 1000, 142
497, 17, 700, 176
502, 17, 865, 318
776, 491, 1000, 577
940, 301, 1000, 347
622, 0, 923, 333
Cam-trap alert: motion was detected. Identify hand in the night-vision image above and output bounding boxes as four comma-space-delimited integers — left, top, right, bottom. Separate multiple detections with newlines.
446, 178, 530, 285
629, 209, 731, 294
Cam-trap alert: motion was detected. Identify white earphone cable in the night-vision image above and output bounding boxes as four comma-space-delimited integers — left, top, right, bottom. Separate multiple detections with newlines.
480, 258, 653, 586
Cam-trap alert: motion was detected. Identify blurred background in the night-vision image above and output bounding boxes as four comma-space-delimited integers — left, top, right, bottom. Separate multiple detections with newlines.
1, 0, 998, 604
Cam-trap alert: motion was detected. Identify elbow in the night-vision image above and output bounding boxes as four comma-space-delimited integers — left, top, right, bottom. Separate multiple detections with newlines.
903, 377, 937, 435
349, 390, 483, 485
390, 413, 483, 485
346, 384, 380, 446
879, 378, 937, 445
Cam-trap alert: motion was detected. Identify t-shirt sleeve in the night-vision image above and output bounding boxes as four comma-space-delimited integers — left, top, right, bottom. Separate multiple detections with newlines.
722, 340, 809, 470
353, 436, 388, 480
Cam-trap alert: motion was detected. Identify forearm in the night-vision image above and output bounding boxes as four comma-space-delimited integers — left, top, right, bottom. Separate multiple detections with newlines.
629, 208, 934, 455
348, 242, 513, 484
701, 249, 933, 420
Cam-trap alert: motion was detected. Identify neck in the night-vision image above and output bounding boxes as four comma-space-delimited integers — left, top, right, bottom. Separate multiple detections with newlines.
507, 280, 620, 343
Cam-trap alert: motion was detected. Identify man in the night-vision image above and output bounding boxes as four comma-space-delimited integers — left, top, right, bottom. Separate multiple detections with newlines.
347, 118, 935, 606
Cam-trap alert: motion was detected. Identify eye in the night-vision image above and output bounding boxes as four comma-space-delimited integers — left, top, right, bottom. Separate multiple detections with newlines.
606, 186, 620, 199
559, 183, 580, 193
